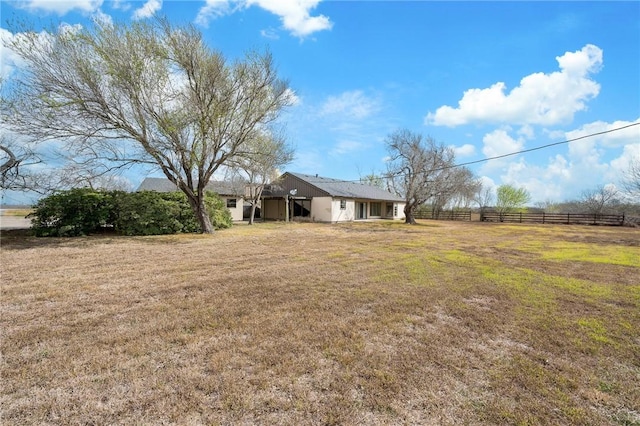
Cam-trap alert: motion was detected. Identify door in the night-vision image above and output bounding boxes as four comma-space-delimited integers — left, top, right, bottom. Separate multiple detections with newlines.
356, 202, 367, 219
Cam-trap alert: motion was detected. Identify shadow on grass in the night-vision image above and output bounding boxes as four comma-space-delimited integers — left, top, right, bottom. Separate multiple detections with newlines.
0, 228, 124, 251
0, 228, 220, 251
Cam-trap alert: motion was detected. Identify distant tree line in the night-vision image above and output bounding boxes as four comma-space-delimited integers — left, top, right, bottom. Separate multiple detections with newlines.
533, 185, 640, 217
380, 129, 640, 222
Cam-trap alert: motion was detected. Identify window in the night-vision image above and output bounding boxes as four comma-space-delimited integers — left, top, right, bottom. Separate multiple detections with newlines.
340, 199, 346, 210
370, 202, 381, 216
226, 198, 237, 208
293, 199, 311, 217
386, 203, 393, 217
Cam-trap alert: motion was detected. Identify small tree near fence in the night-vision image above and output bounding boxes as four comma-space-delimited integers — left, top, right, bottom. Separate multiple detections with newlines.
495, 184, 531, 221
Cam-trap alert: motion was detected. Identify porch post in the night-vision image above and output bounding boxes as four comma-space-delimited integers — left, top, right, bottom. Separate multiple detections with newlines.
285, 195, 289, 222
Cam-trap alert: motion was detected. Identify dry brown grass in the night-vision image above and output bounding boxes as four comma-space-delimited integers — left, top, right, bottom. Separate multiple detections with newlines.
0, 209, 33, 217
1, 221, 639, 425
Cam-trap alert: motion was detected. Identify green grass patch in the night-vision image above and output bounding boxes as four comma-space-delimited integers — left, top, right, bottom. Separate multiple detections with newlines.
576, 317, 615, 346
542, 242, 640, 267
542, 274, 613, 300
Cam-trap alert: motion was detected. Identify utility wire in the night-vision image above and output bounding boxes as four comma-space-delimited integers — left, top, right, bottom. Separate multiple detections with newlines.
305, 122, 640, 184
452, 121, 640, 170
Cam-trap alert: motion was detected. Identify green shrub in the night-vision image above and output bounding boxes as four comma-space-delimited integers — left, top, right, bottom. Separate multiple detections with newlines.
30, 188, 112, 237
111, 191, 185, 236
31, 188, 233, 237
204, 191, 233, 230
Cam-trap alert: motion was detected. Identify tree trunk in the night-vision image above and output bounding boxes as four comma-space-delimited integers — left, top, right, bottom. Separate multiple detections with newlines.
404, 204, 416, 224
0, 145, 18, 176
248, 187, 263, 225
196, 205, 214, 233
249, 203, 257, 225
187, 195, 214, 234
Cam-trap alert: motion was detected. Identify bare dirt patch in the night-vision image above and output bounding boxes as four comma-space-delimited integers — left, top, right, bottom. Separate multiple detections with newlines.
2, 221, 639, 425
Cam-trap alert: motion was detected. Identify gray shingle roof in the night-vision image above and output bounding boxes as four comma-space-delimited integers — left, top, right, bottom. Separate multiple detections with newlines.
136, 177, 243, 196
287, 172, 404, 202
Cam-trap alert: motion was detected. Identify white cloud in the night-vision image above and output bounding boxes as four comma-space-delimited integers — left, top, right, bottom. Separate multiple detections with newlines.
610, 144, 640, 174
452, 143, 476, 158
330, 139, 367, 157
112, 0, 131, 11
546, 154, 571, 180
320, 90, 380, 120
481, 128, 525, 163
248, 0, 332, 37
479, 128, 528, 177
93, 9, 113, 26
479, 119, 640, 203
260, 28, 280, 40
132, 0, 162, 20
16, 0, 103, 15
196, 0, 332, 37
0, 27, 65, 80
518, 124, 535, 140
0, 29, 21, 80
565, 118, 640, 151
195, 0, 233, 26
426, 44, 602, 127
488, 157, 569, 203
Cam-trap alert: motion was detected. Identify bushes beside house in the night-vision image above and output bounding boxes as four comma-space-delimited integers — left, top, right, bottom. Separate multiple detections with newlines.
30, 188, 232, 237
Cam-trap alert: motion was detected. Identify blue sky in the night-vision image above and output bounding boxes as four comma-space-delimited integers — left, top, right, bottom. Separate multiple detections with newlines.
1, 0, 639, 205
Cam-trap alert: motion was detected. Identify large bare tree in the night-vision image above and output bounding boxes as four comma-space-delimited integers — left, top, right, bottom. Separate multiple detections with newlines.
580, 185, 620, 215
621, 156, 640, 201
228, 131, 293, 224
0, 133, 44, 193
429, 167, 479, 217
4, 19, 291, 232
385, 129, 474, 224
473, 180, 494, 217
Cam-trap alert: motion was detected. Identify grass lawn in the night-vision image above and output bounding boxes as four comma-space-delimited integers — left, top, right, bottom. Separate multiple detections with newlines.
0, 209, 34, 217
1, 221, 639, 425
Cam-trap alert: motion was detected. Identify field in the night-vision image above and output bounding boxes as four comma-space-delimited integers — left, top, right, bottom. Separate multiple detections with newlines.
1, 221, 639, 425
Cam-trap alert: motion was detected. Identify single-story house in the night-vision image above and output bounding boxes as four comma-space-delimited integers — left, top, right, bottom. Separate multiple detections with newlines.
262, 172, 406, 223
136, 177, 245, 222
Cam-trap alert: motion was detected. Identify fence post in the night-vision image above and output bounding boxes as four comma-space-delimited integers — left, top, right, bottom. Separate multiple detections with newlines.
622, 213, 625, 226
567, 213, 570, 224
542, 212, 545, 224
520, 212, 522, 223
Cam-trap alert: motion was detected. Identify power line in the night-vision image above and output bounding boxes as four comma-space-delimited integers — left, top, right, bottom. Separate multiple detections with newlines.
453, 121, 640, 170
305, 122, 640, 184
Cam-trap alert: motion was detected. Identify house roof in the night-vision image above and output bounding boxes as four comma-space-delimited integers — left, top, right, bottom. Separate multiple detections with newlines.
136, 177, 243, 197
137, 174, 405, 203
284, 172, 404, 202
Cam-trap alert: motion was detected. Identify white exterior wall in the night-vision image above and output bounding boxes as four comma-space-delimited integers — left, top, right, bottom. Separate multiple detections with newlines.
331, 198, 355, 222
311, 197, 354, 223
221, 196, 244, 222
381, 201, 406, 220
310, 197, 333, 222
312, 197, 405, 222
393, 202, 406, 220
263, 196, 405, 223
311, 197, 357, 222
